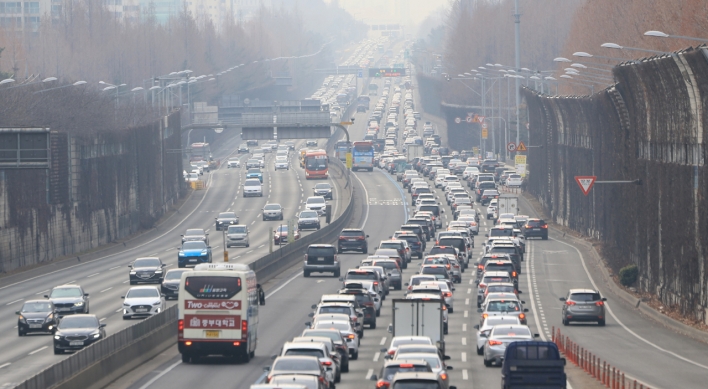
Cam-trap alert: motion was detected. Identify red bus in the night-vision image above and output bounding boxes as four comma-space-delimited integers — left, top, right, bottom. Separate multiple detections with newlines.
304, 149, 329, 179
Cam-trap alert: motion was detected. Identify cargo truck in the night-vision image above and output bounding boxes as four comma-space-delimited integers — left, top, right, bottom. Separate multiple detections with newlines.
497, 194, 519, 216
388, 298, 446, 356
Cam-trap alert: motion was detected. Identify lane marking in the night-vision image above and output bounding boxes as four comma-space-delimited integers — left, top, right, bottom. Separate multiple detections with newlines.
6, 298, 22, 306
461, 352, 467, 362
0, 363, 10, 369
464, 310, 468, 318
373, 352, 380, 362
109, 266, 121, 270
28, 346, 47, 355
115, 308, 122, 313
87, 272, 100, 278
463, 323, 467, 332
462, 369, 469, 380
380, 337, 387, 346
351, 173, 370, 228
36, 290, 48, 295
101, 287, 113, 293
461, 337, 467, 345
365, 368, 373, 380
138, 360, 182, 389
100, 317, 106, 321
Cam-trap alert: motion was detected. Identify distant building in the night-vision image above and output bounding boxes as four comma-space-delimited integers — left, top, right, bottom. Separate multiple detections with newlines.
0, 0, 50, 32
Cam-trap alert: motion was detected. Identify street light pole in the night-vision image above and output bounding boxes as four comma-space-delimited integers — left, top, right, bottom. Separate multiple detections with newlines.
514, 0, 521, 149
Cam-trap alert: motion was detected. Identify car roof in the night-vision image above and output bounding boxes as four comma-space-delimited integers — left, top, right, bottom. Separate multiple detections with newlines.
309, 244, 335, 248
569, 288, 599, 294
127, 285, 160, 291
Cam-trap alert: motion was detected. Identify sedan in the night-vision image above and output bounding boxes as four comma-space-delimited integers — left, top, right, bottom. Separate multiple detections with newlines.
298, 210, 321, 230
473, 315, 521, 355
246, 168, 263, 182
226, 157, 240, 168
274, 156, 289, 170
215, 211, 239, 231
16, 300, 58, 336
313, 182, 333, 200
274, 225, 300, 245
53, 314, 106, 354
262, 203, 284, 221
161, 269, 189, 300
312, 320, 360, 360
181, 228, 208, 245
45, 285, 89, 315
392, 352, 453, 388
482, 324, 539, 366
129, 257, 166, 284
121, 286, 165, 320
265, 356, 327, 385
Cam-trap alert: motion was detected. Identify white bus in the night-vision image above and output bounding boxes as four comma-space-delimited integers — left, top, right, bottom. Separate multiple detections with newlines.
177, 263, 262, 363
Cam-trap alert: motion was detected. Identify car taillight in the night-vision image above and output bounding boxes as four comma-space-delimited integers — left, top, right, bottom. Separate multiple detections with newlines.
388, 349, 395, 355
542, 225, 548, 229
512, 271, 517, 277
440, 373, 448, 381
374, 281, 379, 286
442, 305, 447, 311
347, 334, 356, 339
489, 340, 503, 346
178, 319, 184, 339
319, 376, 325, 383
519, 313, 526, 320
376, 381, 390, 389
566, 301, 576, 306
339, 236, 346, 240
482, 313, 488, 320
477, 265, 484, 270
357, 236, 366, 240
322, 360, 332, 366
444, 292, 452, 297
596, 301, 604, 306
479, 283, 486, 289
242, 319, 248, 335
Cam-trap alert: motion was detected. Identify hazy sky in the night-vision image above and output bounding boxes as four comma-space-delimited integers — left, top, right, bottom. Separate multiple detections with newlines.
330, 0, 452, 27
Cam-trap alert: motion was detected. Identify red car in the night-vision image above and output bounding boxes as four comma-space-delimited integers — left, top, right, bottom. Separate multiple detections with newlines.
273, 225, 300, 245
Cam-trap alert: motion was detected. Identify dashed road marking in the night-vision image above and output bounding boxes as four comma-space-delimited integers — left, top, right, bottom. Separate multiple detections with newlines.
463, 323, 467, 332
461, 337, 467, 345
380, 337, 387, 346
101, 287, 112, 293
28, 346, 47, 355
0, 363, 10, 369
87, 272, 100, 278
461, 352, 467, 362
365, 369, 373, 379
373, 352, 380, 362
462, 369, 469, 380
464, 310, 468, 318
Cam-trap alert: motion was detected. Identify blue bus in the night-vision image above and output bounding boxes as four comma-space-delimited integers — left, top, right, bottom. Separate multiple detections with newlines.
352, 141, 375, 172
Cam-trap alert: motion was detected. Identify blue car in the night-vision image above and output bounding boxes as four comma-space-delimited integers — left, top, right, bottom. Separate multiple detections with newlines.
246, 168, 263, 182
178, 241, 212, 268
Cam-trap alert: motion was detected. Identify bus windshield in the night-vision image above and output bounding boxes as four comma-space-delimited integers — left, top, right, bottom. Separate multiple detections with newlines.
306, 156, 328, 171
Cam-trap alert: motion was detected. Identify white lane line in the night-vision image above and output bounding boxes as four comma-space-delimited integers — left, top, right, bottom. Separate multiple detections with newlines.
0, 363, 10, 369
466, 288, 471, 294
550, 237, 708, 373
373, 352, 380, 362
36, 289, 48, 295
100, 317, 106, 321
464, 310, 468, 318
266, 271, 303, 299
246, 250, 253, 253
462, 369, 469, 380
469, 279, 473, 284
461, 337, 467, 345
149, 253, 158, 257
258, 244, 265, 248
351, 173, 370, 228
365, 369, 373, 380
101, 287, 113, 293
6, 298, 22, 306
380, 336, 387, 346
463, 323, 467, 332
110, 266, 121, 270
28, 346, 47, 355
138, 360, 182, 389
66, 280, 76, 284
115, 308, 122, 313
465, 298, 469, 305
87, 272, 100, 278
461, 352, 467, 362
123, 280, 129, 283
164, 248, 172, 252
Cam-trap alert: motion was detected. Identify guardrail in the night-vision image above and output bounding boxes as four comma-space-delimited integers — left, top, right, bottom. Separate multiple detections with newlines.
13, 112, 358, 389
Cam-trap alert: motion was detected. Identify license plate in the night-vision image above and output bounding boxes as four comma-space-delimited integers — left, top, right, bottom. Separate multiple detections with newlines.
190, 259, 198, 262
533, 228, 541, 231
205, 330, 220, 338
136, 308, 148, 313
70, 341, 84, 346
29, 324, 42, 329
58, 308, 70, 312
576, 306, 593, 310
347, 239, 356, 241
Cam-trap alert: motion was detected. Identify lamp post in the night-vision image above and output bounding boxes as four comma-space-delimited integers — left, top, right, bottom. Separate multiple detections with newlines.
600, 42, 669, 55
3, 76, 58, 91
33, 80, 87, 94
554, 57, 615, 68
644, 30, 708, 43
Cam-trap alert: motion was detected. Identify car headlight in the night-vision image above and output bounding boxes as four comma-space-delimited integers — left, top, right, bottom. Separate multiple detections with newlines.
201, 250, 208, 255
74, 302, 84, 307
92, 333, 100, 339
54, 335, 60, 340
46, 314, 54, 322
155, 270, 163, 273
123, 303, 130, 307
178, 251, 185, 256
18, 315, 26, 323
130, 271, 136, 274
153, 301, 162, 306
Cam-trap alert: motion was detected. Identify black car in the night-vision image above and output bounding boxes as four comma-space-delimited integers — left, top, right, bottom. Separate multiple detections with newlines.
393, 233, 423, 259
161, 269, 189, 299
17, 300, 58, 336
129, 257, 166, 284
215, 212, 239, 231
338, 228, 369, 253
182, 228, 209, 245
246, 139, 258, 146
523, 218, 548, 240
53, 314, 106, 354
238, 144, 249, 153
45, 285, 89, 315
338, 287, 377, 328
313, 182, 334, 200
285, 141, 296, 150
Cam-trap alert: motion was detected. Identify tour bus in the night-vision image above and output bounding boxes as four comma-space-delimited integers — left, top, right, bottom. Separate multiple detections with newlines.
335, 140, 350, 161
304, 149, 329, 179
352, 141, 375, 171
177, 263, 263, 363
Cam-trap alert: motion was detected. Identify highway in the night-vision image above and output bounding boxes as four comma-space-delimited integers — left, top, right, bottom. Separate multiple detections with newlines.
0, 133, 343, 387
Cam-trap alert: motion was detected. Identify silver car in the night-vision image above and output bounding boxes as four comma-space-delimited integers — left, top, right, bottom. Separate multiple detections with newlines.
121, 286, 165, 320
226, 225, 249, 247
473, 315, 521, 355
560, 288, 607, 326
477, 297, 529, 325
312, 320, 360, 360
482, 324, 538, 367
262, 203, 284, 220
393, 352, 453, 388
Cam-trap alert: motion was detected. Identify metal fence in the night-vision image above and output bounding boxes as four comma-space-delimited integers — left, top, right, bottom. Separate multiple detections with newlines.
15, 305, 177, 389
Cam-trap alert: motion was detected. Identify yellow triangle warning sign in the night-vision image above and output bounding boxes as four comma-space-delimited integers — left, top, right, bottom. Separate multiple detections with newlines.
516, 141, 527, 152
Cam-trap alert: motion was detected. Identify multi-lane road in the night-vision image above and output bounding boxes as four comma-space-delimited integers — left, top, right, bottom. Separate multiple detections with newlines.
0, 133, 345, 387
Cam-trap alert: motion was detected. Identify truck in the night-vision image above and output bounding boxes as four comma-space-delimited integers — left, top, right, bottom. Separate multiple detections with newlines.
390, 298, 445, 356
501, 341, 566, 389
190, 142, 217, 170
406, 144, 424, 162
497, 194, 519, 216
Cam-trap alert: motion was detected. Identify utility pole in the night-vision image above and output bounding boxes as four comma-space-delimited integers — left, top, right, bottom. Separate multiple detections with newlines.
514, 0, 521, 145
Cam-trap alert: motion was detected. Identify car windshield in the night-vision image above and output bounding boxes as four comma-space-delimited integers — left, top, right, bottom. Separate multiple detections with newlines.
22, 302, 53, 312
493, 327, 531, 337
273, 358, 320, 371
247, 169, 260, 174
490, 229, 513, 237
314, 321, 350, 331
126, 288, 159, 298
346, 272, 376, 280
487, 300, 521, 312
303, 331, 341, 343
308, 247, 336, 256
134, 258, 161, 267
284, 349, 325, 358
218, 212, 236, 219
484, 276, 511, 284
404, 355, 441, 369
276, 226, 289, 233
380, 243, 401, 250
58, 316, 98, 329
307, 197, 325, 204
570, 293, 601, 302
319, 306, 350, 315
264, 204, 281, 210
300, 211, 318, 218
340, 230, 364, 237
228, 226, 247, 234
315, 183, 331, 189
182, 241, 207, 250
383, 365, 432, 381
50, 288, 82, 298
374, 262, 398, 271
164, 270, 188, 280
245, 179, 261, 186
487, 285, 516, 294
185, 229, 204, 236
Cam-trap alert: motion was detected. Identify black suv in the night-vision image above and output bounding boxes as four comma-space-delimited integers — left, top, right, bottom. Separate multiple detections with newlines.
338, 287, 378, 327
338, 229, 369, 253
484, 259, 519, 287
129, 257, 166, 284
399, 225, 427, 250
215, 212, 239, 231
45, 285, 90, 315
304, 244, 340, 277
393, 232, 423, 259
17, 300, 58, 336
523, 219, 548, 240
238, 144, 249, 153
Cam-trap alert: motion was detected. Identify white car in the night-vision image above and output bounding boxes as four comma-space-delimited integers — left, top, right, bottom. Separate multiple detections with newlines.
121, 286, 165, 320
305, 196, 327, 216
474, 315, 521, 355
274, 156, 289, 170
507, 174, 523, 187
456, 216, 480, 235
243, 179, 263, 197
226, 158, 240, 168
486, 199, 498, 219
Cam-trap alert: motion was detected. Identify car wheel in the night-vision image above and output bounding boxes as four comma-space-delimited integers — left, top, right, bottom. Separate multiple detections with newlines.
122, 316, 129, 320
449, 307, 454, 313
351, 350, 358, 360
362, 246, 368, 254
376, 308, 380, 317
483, 358, 492, 367
418, 252, 422, 259
337, 248, 343, 254
280, 215, 284, 220
304, 271, 310, 277
333, 270, 340, 278
54, 347, 63, 355
342, 361, 349, 373
181, 354, 191, 363
477, 346, 483, 355
262, 216, 266, 221
129, 281, 136, 285
317, 224, 321, 230
598, 319, 606, 326
370, 319, 377, 329
18, 329, 24, 336
395, 283, 402, 291
562, 318, 569, 326
542, 235, 548, 240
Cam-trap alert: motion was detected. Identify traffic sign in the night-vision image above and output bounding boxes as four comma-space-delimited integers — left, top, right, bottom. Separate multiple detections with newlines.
482, 128, 488, 139
466, 116, 473, 123
507, 142, 517, 152
477, 115, 486, 123
482, 122, 488, 129
575, 176, 597, 196
454, 117, 461, 124
345, 152, 353, 169
516, 141, 527, 152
